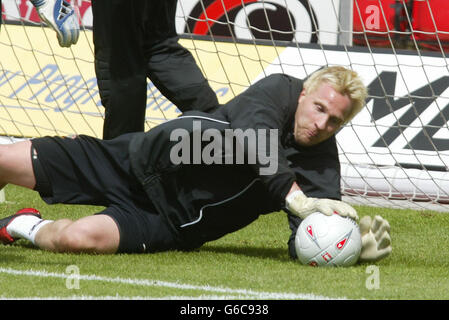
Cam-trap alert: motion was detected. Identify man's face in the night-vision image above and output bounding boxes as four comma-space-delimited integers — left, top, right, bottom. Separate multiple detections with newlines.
294, 82, 352, 146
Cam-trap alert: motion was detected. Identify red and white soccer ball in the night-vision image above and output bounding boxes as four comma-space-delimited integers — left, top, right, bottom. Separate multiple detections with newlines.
295, 212, 362, 267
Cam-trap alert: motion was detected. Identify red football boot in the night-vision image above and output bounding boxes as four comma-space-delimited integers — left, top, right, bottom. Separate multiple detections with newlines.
0, 208, 41, 244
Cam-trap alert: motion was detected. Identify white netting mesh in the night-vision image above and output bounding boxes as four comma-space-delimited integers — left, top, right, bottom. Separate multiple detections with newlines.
1, 0, 449, 211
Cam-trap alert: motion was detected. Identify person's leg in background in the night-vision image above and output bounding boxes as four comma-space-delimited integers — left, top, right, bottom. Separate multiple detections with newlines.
92, 0, 148, 140
143, 0, 219, 114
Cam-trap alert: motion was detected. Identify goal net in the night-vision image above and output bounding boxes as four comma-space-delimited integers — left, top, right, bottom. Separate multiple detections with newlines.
1, 0, 449, 212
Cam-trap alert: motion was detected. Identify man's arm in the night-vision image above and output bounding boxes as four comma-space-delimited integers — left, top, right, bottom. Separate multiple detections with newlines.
285, 182, 358, 220
282, 139, 343, 258
220, 74, 358, 218
222, 74, 297, 206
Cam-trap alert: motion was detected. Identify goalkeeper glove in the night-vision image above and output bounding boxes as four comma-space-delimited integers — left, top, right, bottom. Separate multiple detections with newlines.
285, 189, 359, 220
359, 215, 392, 263
31, 0, 79, 47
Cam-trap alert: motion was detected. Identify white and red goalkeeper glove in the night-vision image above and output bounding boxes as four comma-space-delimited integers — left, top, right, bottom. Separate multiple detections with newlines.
359, 215, 392, 263
285, 189, 359, 220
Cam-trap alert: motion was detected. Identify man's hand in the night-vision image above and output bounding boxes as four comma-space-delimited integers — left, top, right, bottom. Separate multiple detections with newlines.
285, 189, 359, 220
31, 0, 79, 47
359, 215, 392, 263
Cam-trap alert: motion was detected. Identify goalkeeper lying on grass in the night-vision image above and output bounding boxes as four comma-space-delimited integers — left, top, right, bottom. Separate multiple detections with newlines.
0, 67, 391, 264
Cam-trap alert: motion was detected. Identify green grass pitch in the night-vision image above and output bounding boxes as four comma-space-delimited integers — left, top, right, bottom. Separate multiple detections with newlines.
0, 184, 449, 300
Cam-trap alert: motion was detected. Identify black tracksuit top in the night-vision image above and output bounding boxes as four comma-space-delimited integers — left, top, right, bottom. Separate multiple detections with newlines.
128, 74, 341, 251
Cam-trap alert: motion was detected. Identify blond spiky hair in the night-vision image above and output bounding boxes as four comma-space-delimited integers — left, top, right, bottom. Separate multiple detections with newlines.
303, 66, 368, 124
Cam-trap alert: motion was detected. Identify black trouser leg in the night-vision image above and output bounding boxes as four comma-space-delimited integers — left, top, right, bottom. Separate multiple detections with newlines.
143, 0, 219, 114
92, 0, 147, 140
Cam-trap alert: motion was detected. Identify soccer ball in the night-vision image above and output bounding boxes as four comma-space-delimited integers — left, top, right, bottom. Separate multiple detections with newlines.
295, 212, 362, 267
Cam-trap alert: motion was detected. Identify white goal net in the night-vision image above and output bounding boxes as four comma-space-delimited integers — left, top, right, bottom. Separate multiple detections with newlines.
1, 0, 449, 212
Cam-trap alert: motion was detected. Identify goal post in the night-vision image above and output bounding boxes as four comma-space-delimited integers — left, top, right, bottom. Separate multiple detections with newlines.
338, 0, 353, 46
1, 0, 449, 211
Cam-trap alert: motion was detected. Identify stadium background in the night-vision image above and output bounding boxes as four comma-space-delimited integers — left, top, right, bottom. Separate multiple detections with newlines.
2, 0, 449, 212
1, 0, 449, 301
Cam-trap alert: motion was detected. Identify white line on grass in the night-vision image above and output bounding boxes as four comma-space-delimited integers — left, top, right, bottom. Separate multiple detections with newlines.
0, 294, 268, 300
0, 267, 349, 300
